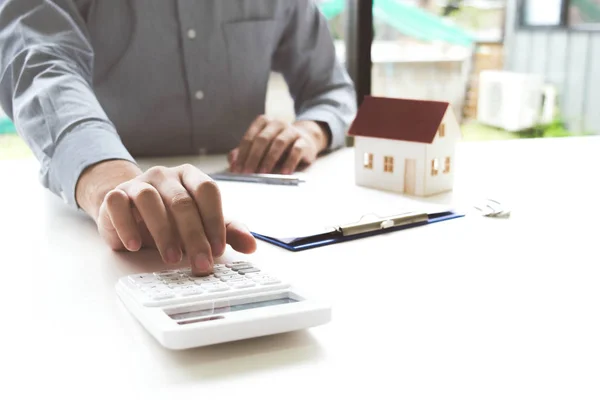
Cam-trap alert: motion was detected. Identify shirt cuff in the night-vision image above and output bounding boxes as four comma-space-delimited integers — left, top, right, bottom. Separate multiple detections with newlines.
296, 108, 347, 151
48, 127, 136, 208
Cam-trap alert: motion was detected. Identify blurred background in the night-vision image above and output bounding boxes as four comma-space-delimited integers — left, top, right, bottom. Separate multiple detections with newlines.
1, 0, 599, 159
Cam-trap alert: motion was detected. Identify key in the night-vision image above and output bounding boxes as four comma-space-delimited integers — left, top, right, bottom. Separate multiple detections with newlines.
190, 276, 219, 283
201, 283, 230, 292
168, 281, 192, 288
148, 291, 174, 300
229, 280, 256, 289
154, 270, 180, 277
227, 261, 251, 269
140, 283, 169, 292
214, 270, 237, 278
220, 275, 245, 282
237, 267, 261, 275
252, 275, 281, 285
128, 274, 156, 284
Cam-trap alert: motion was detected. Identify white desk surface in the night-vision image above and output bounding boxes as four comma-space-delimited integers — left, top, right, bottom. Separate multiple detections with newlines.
1, 136, 599, 399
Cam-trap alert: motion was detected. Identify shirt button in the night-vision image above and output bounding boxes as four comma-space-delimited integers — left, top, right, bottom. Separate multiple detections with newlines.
195, 90, 204, 100
187, 29, 196, 39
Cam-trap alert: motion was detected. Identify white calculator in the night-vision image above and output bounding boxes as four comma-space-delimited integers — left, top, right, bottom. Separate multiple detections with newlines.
115, 260, 331, 350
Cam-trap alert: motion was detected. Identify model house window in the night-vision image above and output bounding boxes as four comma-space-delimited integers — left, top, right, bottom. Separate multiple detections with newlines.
443, 157, 451, 173
431, 158, 439, 176
383, 156, 394, 173
363, 153, 373, 169
439, 123, 445, 138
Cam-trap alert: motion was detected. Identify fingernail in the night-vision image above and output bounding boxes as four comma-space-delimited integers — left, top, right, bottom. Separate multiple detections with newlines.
127, 240, 141, 251
193, 254, 212, 275
281, 168, 290, 174
259, 168, 268, 174
166, 247, 181, 264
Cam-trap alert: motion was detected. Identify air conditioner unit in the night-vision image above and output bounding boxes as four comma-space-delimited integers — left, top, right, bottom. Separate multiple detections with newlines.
477, 70, 546, 132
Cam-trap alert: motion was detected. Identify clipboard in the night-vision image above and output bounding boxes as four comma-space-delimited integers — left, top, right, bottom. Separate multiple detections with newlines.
250, 209, 464, 252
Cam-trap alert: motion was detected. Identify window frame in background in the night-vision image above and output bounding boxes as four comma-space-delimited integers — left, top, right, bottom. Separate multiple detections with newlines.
518, 0, 600, 31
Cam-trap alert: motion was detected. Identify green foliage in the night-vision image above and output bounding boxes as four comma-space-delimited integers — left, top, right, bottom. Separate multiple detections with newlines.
519, 116, 593, 139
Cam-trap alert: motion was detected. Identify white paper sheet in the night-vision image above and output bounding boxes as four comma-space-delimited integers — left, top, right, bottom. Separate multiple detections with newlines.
217, 179, 452, 239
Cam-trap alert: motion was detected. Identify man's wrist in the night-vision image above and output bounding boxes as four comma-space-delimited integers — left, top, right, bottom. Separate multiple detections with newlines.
75, 159, 142, 221
293, 120, 330, 153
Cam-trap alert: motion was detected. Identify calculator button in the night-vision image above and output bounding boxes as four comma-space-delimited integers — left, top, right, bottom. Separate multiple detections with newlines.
128, 274, 156, 284
213, 266, 230, 273
191, 276, 220, 284
201, 283, 230, 292
140, 283, 169, 292
148, 291, 175, 300
229, 280, 256, 289
227, 261, 251, 269
162, 277, 189, 284
168, 281, 192, 288
219, 275, 245, 282
177, 267, 192, 274
238, 267, 261, 275
252, 275, 281, 285
214, 270, 237, 278
180, 288, 203, 296
154, 270, 180, 277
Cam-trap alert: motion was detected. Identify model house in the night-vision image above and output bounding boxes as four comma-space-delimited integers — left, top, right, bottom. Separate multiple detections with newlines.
348, 96, 461, 197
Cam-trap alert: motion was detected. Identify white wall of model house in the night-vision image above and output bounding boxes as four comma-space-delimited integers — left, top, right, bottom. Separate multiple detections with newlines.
424, 109, 459, 195
354, 108, 459, 197
354, 136, 426, 195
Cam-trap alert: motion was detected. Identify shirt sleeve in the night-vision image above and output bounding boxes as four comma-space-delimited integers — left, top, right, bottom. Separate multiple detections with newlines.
0, 0, 136, 208
271, 0, 357, 151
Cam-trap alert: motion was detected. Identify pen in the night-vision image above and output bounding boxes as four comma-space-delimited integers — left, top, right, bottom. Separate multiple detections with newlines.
208, 172, 305, 186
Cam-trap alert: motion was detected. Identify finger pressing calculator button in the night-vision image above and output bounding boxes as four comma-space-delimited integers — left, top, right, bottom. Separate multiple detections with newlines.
237, 267, 260, 275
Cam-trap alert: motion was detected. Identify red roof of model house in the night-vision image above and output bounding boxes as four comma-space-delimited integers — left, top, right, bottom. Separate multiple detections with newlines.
348, 96, 451, 144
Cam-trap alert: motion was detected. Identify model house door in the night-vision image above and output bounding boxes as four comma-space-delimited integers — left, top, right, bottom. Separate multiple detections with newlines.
404, 159, 416, 195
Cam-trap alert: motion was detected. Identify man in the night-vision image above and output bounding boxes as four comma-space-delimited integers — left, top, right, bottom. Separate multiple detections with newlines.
0, 0, 357, 275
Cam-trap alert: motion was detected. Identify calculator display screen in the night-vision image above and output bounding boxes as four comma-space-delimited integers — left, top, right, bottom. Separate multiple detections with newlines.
168, 296, 298, 322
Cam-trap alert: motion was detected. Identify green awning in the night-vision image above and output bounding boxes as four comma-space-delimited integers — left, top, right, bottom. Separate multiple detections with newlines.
0, 118, 15, 134
318, 0, 474, 47
318, 0, 346, 20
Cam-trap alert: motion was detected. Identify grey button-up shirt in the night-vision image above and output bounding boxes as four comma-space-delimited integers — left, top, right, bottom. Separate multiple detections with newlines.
0, 0, 357, 207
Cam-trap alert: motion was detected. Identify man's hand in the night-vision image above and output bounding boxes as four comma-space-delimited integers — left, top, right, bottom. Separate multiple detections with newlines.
76, 160, 256, 275
229, 116, 330, 174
